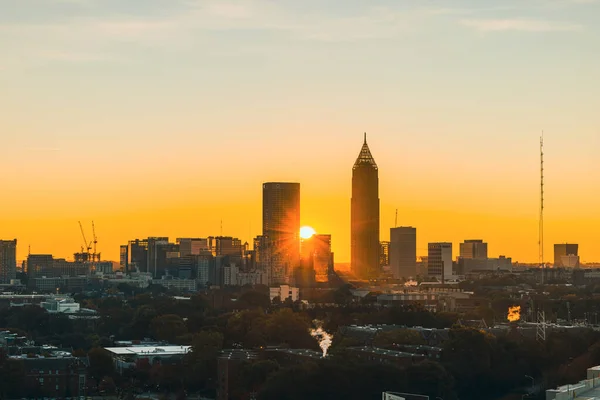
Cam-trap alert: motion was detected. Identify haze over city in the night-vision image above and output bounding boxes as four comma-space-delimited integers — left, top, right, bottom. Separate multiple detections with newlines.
1, 0, 599, 263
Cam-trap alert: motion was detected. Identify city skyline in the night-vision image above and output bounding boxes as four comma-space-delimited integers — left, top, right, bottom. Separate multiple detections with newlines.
1, 0, 599, 263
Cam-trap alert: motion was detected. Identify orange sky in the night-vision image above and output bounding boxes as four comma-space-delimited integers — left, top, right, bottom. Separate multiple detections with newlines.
1, 0, 599, 264
1, 131, 598, 264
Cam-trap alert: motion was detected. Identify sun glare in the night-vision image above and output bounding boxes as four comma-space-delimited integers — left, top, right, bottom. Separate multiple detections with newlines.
300, 226, 316, 239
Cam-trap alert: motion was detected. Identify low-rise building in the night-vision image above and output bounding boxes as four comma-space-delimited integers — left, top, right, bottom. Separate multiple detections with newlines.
104, 345, 191, 374
40, 297, 81, 313
270, 285, 300, 302
346, 346, 426, 367
7, 346, 87, 398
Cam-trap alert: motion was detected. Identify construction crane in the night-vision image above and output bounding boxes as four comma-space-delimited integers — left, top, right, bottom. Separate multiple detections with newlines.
92, 221, 100, 262
78, 221, 92, 259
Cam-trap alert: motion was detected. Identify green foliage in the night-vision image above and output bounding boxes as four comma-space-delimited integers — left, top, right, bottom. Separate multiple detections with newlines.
151, 314, 188, 342
373, 329, 425, 348
88, 347, 115, 382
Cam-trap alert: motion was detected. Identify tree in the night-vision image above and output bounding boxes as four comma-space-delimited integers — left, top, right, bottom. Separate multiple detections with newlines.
238, 290, 271, 310
237, 360, 280, 395
151, 314, 188, 342
373, 329, 425, 348
183, 331, 224, 393
265, 309, 316, 349
88, 348, 115, 382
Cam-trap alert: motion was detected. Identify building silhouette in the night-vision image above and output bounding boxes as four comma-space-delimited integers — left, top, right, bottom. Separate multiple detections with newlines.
459, 240, 488, 259
263, 182, 301, 284
554, 243, 579, 267
389, 227, 417, 279
0, 239, 17, 284
301, 233, 333, 283
428, 242, 453, 280
380, 241, 390, 268
351, 134, 380, 280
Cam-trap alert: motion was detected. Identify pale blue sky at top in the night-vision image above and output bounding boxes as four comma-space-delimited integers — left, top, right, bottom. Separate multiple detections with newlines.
0, 0, 599, 264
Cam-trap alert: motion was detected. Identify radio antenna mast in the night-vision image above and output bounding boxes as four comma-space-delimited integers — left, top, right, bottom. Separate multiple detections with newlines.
395, 209, 398, 228
539, 133, 544, 284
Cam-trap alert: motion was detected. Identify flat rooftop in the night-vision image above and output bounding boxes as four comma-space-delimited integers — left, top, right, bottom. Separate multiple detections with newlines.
105, 346, 191, 356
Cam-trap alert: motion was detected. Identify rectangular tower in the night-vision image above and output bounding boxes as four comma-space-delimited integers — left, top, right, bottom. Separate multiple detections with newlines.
427, 242, 452, 281
0, 239, 17, 284
351, 134, 380, 280
263, 182, 300, 285
459, 240, 488, 259
554, 243, 579, 267
389, 227, 417, 279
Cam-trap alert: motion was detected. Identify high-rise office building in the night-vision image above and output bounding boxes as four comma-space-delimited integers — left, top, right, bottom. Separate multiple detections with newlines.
177, 238, 210, 256
301, 234, 333, 283
389, 227, 417, 279
351, 134, 380, 280
459, 240, 488, 259
380, 241, 390, 268
554, 243, 579, 267
428, 242, 453, 280
0, 239, 17, 284
263, 182, 301, 284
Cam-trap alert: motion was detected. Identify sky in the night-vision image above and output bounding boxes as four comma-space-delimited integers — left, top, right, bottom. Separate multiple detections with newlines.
0, 0, 598, 264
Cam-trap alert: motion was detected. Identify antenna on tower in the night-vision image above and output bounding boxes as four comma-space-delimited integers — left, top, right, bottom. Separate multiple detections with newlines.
395, 209, 398, 228
221, 219, 223, 236
537, 132, 547, 342
539, 132, 544, 284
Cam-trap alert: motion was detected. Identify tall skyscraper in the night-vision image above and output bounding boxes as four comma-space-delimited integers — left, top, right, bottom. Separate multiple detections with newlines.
428, 242, 453, 280
459, 240, 488, 259
301, 234, 333, 283
389, 227, 417, 279
0, 239, 17, 284
263, 182, 301, 284
554, 243, 579, 267
351, 133, 380, 280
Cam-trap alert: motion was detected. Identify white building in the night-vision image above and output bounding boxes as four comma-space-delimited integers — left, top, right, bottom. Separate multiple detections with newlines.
40, 297, 81, 314
105, 345, 191, 374
270, 285, 300, 302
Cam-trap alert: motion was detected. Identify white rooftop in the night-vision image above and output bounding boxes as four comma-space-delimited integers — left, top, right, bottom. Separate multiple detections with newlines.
105, 346, 191, 356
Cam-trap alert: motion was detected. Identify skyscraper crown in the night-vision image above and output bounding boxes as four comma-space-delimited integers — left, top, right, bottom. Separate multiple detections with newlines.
353, 132, 378, 170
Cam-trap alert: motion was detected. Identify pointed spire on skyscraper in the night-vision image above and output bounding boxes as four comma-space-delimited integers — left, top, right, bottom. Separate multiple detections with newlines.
354, 133, 378, 170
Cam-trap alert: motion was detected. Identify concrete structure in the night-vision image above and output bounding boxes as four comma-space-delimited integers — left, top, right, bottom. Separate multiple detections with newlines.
459, 239, 488, 259
560, 254, 580, 268
262, 182, 301, 285
382, 393, 429, 400
427, 243, 453, 280
389, 227, 417, 279
104, 345, 191, 374
0, 239, 17, 284
269, 285, 299, 302
152, 276, 197, 292
456, 256, 512, 274
8, 347, 87, 398
351, 134, 380, 280
554, 243, 579, 267
546, 365, 600, 400
40, 297, 81, 313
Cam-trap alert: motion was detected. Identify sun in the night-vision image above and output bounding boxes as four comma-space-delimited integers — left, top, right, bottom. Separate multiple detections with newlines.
300, 226, 316, 239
